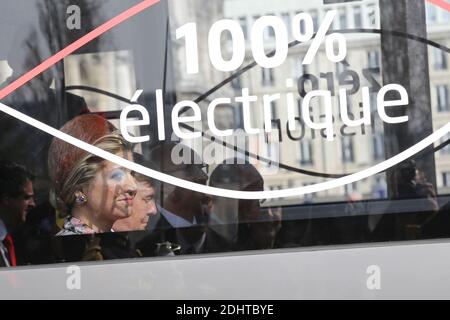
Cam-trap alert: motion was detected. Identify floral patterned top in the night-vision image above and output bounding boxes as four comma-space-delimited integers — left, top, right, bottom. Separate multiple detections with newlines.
56, 216, 96, 236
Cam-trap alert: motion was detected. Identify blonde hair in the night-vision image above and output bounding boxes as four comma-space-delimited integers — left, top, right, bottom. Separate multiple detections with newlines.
56, 132, 132, 214
49, 131, 133, 216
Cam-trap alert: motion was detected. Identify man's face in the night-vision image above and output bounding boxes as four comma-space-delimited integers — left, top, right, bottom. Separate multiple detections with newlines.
131, 181, 157, 230
2, 180, 35, 228
113, 180, 157, 232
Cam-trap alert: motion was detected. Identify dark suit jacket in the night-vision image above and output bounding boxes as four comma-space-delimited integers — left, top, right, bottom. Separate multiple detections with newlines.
136, 214, 179, 256
137, 213, 240, 256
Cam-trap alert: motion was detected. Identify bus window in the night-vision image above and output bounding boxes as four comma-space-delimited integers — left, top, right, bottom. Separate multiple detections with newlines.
0, 0, 449, 268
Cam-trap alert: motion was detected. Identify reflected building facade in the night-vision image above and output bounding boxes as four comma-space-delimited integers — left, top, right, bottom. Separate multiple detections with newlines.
223, 0, 450, 204
1, 0, 448, 206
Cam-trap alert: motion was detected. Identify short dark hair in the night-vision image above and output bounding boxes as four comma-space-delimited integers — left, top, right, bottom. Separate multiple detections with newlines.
0, 161, 34, 200
132, 153, 154, 187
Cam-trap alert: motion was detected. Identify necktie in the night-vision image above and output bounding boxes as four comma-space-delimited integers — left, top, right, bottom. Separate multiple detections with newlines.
3, 235, 16, 267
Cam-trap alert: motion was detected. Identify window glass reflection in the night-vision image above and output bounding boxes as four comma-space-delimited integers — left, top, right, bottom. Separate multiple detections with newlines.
0, 0, 450, 268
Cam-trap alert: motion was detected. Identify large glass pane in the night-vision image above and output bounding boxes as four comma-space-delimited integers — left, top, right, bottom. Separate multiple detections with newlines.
0, 0, 449, 268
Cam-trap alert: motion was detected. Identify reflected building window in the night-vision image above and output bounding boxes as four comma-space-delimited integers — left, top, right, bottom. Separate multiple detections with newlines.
271, 100, 278, 119
264, 141, 279, 169
292, 59, 303, 80
437, 85, 450, 112
231, 75, 241, 90
64, 51, 137, 113
264, 13, 276, 40
342, 136, 355, 163
345, 94, 352, 117
282, 12, 291, 38
310, 9, 319, 32
302, 64, 309, 75
368, 50, 380, 71
299, 139, 313, 165
370, 91, 378, 112
339, 8, 347, 29
336, 61, 346, 75
262, 67, 275, 87
442, 172, 450, 187
433, 48, 448, 70
353, 6, 362, 29
373, 133, 384, 160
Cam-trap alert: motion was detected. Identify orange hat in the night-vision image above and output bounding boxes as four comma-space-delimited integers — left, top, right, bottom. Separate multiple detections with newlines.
48, 114, 116, 194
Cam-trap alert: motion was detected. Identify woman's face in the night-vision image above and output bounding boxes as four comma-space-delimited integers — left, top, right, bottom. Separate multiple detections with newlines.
84, 150, 137, 223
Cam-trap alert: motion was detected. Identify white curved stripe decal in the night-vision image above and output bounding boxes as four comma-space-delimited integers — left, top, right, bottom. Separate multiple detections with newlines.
0, 102, 448, 200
